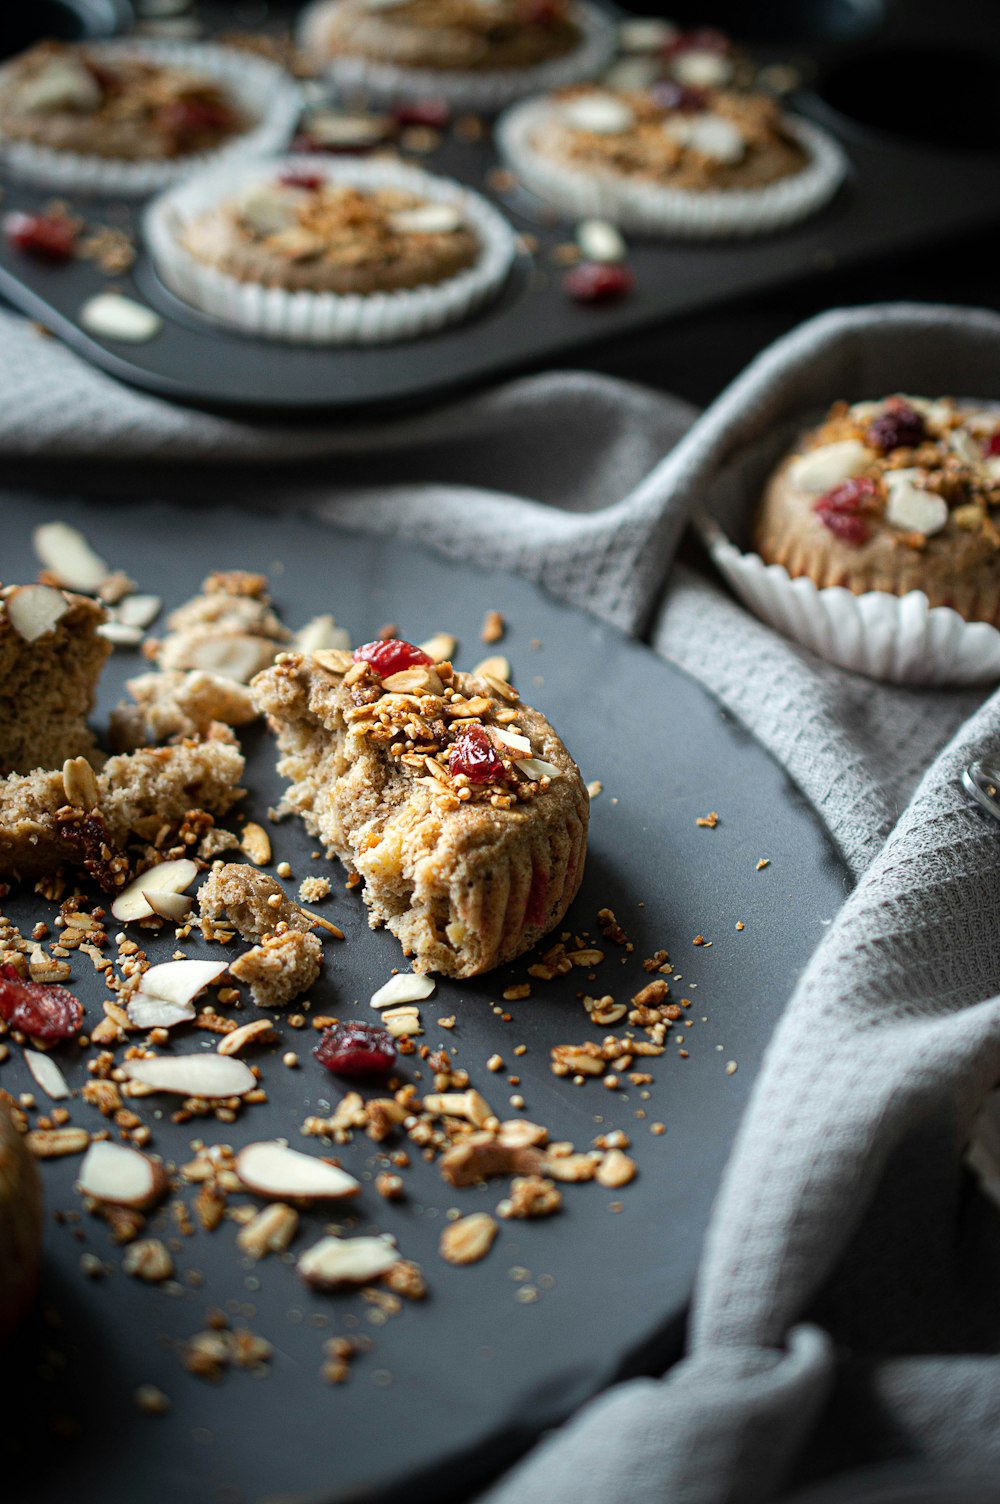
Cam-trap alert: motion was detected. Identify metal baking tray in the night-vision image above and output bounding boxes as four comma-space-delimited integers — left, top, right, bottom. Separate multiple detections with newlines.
0, 0, 998, 412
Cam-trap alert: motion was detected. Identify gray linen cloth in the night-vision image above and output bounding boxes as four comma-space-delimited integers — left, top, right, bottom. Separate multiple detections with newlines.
4, 299, 1000, 1502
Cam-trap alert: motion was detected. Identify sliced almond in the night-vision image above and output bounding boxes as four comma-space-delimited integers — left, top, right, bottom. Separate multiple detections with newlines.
472, 654, 511, 681
111, 858, 199, 923
295, 616, 350, 655
491, 726, 531, 755
121, 1053, 256, 1099
562, 93, 635, 134
370, 973, 435, 1009
439, 1212, 497, 1266
97, 621, 144, 647
132, 959, 228, 1010
787, 440, 874, 495
240, 823, 272, 866
4, 583, 70, 642
24, 1049, 70, 1101
418, 632, 457, 663
126, 996, 196, 1031
143, 890, 193, 923
62, 755, 99, 810
298, 1234, 398, 1289
80, 293, 162, 345
390, 203, 463, 235
380, 666, 444, 695
312, 647, 355, 675
217, 1019, 275, 1056
77, 1140, 167, 1209
116, 594, 162, 630
236, 1142, 360, 1202
515, 757, 562, 781
33, 522, 110, 593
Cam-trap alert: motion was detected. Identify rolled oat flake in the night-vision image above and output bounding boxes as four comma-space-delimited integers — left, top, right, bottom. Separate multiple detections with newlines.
80, 293, 162, 343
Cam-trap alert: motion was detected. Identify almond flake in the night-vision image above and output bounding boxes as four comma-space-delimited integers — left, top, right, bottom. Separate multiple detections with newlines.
33, 522, 110, 593
298, 1234, 398, 1288
78, 1140, 167, 1208
370, 973, 435, 1009
787, 440, 874, 495
24, 1049, 70, 1100
4, 584, 70, 642
236, 1141, 359, 1201
492, 726, 532, 755
121, 1053, 256, 1099
515, 757, 562, 781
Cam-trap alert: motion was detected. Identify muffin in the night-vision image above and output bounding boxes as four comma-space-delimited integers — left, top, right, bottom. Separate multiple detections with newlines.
252, 640, 590, 978
298, 0, 616, 111
497, 81, 846, 234
608, 19, 755, 95
145, 156, 516, 343
0, 41, 301, 193
755, 397, 1000, 623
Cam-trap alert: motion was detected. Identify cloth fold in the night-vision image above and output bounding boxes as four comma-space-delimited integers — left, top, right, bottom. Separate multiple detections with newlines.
4, 298, 1000, 1504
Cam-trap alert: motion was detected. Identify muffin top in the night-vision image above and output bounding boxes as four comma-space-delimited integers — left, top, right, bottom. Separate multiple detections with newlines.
315, 0, 582, 72
178, 172, 481, 294
774, 397, 1000, 552
530, 83, 807, 190
0, 42, 249, 162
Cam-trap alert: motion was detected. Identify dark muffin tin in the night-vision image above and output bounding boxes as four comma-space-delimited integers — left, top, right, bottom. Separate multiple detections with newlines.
0, 0, 997, 413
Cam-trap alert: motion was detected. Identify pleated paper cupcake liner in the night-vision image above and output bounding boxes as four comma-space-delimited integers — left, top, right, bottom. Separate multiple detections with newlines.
297, 0, 616, 112
697, 514, 1000, 686
0, 41, 302, 197
144, 155, 517, 345
496, 104, 848, 235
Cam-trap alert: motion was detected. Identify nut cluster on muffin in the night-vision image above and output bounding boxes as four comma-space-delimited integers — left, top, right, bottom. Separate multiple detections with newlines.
530, 81, 808, 191
252, 639, 589, 978
178, 172, 481, 293
755, 397, 1000, 622
0, 41, 248, 162
306, 0, 583, 73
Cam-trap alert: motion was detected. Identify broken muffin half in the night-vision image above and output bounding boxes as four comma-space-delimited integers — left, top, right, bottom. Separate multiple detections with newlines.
252, 643, 589, 978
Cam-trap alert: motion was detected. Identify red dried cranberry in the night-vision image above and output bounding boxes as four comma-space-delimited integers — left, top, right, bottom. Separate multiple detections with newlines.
666, 26, 731, 55
984, 432, 1000, 457
314, 1021, 396, 1076
278, 170, 324, 190
0, 963, 84, 1041
649, 80, 709, 113
4, 210, 76, 263
864, 400, 925, 453
814, 507, 871, 544
392, 99, 451, 129
449, 723, 507, 784
816, 476, 879, 514
157, 98, 235, 145
353, 639, 432, 677
563, 261, 634, 305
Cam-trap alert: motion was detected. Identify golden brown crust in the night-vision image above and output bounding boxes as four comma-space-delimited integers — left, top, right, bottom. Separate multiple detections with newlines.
533, 85, 807, 192
179, 182, 480, 295
0, 42, 249, 162
252, 650, 589, 977
311, 0, 581, 73
754, 397, 1000, 623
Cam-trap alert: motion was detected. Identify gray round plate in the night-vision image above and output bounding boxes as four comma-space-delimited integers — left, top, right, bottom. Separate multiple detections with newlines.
1, 493, 848, 1504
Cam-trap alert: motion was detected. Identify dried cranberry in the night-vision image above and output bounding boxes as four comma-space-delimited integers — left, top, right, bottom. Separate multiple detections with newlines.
816, 476, 879, 513
4, 210, 76, 263
0, 964, 84, 1041
666, 26, 731, 55
449, 723, 507, 784
157, 98, 235, 146
649, 80, 709, 113
353, 639, 432, 677
278, 170, 324, 191
984, 432, 1000, 457
563, 261, 634, 305
814, 508, 870, 544
314, 1021, 396, 1076
392, 99, 451, 129
865, 400, 925, 453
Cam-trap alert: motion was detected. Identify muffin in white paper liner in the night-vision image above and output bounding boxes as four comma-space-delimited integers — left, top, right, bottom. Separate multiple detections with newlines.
297, 0, 616, 112
696, 513, 1000, 687
496, 100, 847, 235
0, 42, 302, 197
144, 155, 517, 345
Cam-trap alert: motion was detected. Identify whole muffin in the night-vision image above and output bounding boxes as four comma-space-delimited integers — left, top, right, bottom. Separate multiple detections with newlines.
177, 171, 481, 294
755, 397, 1000, 623
0, 41, 248, 162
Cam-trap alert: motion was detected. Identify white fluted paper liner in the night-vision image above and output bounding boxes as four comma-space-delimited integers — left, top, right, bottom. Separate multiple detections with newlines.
297, 0, 616, 112
696, 514, 1000, 686
144, 155, 517, 344
496, 102, 847, 235
0, 42, 301, 197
